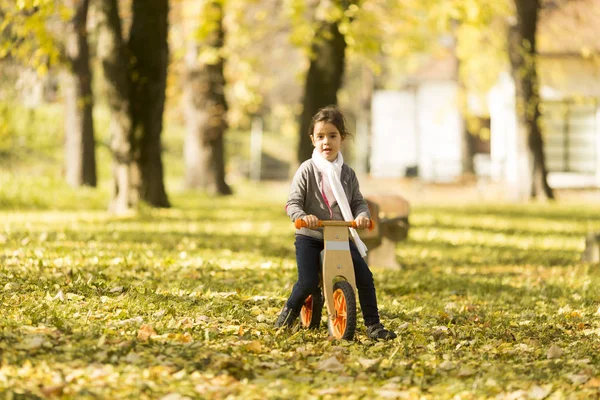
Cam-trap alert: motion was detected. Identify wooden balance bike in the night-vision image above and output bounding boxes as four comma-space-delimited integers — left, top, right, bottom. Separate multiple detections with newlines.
294, 218, 374, 340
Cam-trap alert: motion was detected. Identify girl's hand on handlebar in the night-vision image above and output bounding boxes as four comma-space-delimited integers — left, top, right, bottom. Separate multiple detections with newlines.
355, 216, 370, 230
302, 215, 319, 229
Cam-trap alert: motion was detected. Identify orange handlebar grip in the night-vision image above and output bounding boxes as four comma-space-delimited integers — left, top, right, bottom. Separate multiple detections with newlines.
295, 219, 372, 229
351, 219, 375, 230
295, 219, 324, 229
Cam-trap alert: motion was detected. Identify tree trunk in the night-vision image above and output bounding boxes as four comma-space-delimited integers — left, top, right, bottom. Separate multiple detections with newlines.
128, 0, 170, 207
183, 0, 231, 195
297, 5, 348, 164
456, 58, 476, 176
96, 0, 136, 214
63, 0, 96, 187
355, 65, 373, 175
451, 21, 475, 176
508, 0, 554, 199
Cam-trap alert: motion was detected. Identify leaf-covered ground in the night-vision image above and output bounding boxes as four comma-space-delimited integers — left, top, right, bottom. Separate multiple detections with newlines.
2, 184, 600, 399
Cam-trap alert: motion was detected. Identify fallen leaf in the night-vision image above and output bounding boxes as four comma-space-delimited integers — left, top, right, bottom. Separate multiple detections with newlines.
172, 369, 186, 380
358, 358, 380, 370
315, 388, 339, 396
209, 291, 238, 298
458, 366, 476, 377
137, 324, 157, 341
397, 322, 409, 330
547, 344, 564, 359
244, 340, 263, 353
433, 326, 449, 339
503, 390, 527, 400
160, 394, 192, 400
52, 290, 65, 302
20, 325, 56, 335
377, 386, 412, 399
17, 336, 46, 350
151, 333, 193, 343
438, 360, 455, 371
125, 352, 141, 363
41, 385, 65, 397
176, 317, 194, 329
528, 384, 552, 400
585, 377, 600, 388
317, 356, 344, 372
567, 373, 589, 385
66, 293, 84, 301
251, 295, 269, 301
115, 316, 144, 326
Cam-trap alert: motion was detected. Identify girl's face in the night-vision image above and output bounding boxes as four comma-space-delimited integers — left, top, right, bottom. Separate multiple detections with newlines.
311, 122, 344, 162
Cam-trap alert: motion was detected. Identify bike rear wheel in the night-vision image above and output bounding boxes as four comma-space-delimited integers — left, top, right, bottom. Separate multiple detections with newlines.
300, 290, 324, 329
327, 281, 356, 340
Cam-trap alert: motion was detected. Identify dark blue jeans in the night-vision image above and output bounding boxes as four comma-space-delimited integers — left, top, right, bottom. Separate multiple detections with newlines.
286, 234, 381, 326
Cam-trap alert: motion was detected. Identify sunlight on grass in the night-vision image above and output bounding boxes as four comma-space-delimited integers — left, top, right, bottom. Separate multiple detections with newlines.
2, 182, 600, 398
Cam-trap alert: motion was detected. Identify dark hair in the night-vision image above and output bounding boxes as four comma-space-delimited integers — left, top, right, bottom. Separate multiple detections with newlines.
308, 105, 351, 139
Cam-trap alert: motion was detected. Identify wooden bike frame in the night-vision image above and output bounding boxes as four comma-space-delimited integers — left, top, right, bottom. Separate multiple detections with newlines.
294, 219, 373, 322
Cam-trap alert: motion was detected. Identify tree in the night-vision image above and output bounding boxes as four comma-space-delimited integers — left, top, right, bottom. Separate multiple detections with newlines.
297, 0, 358, 164
407, 1, 511, 177
409, 0, 553, 198
129, 0, 170, 206
508, 0, 554, 199
0, 1, 98, 186
96, 0, 135, 214
182, 0, 232, 195
96, 0, 171, 213
63, 0, 97, 187
0, 1, 62, 75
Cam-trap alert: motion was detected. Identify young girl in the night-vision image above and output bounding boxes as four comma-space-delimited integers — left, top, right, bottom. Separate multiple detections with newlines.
275, 105, 396, 341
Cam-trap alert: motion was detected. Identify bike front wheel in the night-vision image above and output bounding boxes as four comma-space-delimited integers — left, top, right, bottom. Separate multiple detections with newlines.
327, 281, 356, 340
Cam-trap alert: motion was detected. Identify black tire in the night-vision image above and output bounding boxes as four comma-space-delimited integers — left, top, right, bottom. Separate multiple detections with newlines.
300, 289, 324, 329
327, 281, 356, 340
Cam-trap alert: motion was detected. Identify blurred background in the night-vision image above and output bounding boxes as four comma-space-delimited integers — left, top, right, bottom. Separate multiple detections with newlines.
1, 0, 599, 211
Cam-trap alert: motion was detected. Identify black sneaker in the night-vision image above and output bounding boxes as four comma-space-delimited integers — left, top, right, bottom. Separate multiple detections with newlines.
367, 323, 397, 340
274, 305, 299, 328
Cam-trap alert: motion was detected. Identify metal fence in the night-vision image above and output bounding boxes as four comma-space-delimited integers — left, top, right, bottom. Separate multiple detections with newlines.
541, 98, 599, 173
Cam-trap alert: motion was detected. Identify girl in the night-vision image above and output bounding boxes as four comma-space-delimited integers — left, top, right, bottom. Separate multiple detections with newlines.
275, 105, 396, 341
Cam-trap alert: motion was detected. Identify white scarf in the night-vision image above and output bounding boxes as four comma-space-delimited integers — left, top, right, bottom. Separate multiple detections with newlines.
311, 149, 368, 258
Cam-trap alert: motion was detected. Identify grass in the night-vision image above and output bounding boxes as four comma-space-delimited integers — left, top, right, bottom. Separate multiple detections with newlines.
1, 179, 600, 399
2, 103, 600, 398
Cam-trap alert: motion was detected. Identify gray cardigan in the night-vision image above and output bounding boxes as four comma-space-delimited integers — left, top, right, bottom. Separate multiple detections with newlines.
286, 159, 370, 240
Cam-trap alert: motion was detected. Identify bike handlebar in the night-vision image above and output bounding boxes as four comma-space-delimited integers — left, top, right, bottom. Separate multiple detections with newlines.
295, 218, 375, 231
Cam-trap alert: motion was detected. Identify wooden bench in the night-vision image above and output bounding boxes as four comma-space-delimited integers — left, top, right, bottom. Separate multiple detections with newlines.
359, 195, 410, 269
582, 231, 600, 263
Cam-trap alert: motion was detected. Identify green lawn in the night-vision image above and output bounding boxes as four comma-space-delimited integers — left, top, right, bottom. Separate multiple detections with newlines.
2, 182, 600, 399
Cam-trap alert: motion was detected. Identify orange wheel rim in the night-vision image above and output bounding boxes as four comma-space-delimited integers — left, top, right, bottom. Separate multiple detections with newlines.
301, 295, 313, 326
332, 288, 347, 337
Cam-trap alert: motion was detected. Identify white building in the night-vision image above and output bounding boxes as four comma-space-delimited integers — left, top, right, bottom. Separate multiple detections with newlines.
370, 1, 600, 188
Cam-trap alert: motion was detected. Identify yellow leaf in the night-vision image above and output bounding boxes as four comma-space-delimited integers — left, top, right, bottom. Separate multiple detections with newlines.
585, 377, 600, 388
244, 340, 263, 353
